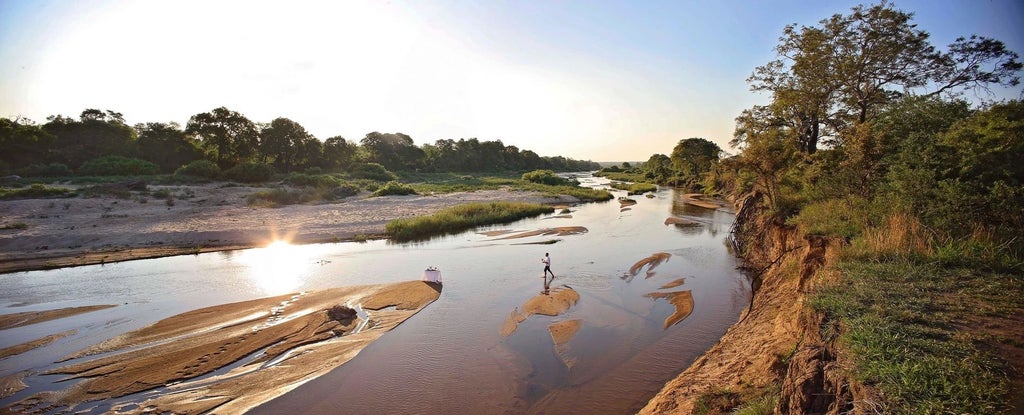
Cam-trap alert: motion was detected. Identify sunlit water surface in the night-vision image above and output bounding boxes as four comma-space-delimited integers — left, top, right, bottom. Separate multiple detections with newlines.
0, 175, 749, 414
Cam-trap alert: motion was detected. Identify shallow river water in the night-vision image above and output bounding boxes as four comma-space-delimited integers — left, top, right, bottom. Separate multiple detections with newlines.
0, 175, 749, 414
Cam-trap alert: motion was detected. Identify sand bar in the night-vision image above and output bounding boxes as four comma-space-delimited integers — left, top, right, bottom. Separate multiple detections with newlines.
4, 280, 442, 414
0, 185, 580, 274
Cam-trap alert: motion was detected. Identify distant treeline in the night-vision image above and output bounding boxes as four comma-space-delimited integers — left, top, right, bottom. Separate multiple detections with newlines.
0, 107, 600, 177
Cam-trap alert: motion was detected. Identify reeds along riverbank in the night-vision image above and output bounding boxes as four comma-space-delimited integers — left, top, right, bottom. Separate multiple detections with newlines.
385, 202, 555, 242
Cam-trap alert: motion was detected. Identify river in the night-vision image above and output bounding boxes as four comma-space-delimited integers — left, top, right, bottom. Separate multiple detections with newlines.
0, 174, 749, 414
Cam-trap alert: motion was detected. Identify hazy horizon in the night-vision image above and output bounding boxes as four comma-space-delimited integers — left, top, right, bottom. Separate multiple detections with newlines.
2, 0, 1022, 161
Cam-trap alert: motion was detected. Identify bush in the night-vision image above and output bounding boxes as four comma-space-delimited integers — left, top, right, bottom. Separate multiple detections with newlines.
174, 160, 220, 179
521, 169, 570, 186
20, 163, 71, 177
372, 181, 417, 196
350, 163, 396, 181
330, 183, 360, 199
0, 183, 76, 200
284, 173, 339, 189
78, 156, 159, 176
223, 162, 275, 183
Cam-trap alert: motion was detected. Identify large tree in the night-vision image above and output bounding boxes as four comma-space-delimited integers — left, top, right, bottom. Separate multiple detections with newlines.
737, 1, 1021, 155
360, 132, 424, 171
260, 117, 314, 171
185, 107, 259, 168
43, 109, 137, 168
136, 122, 202, 172
322, 136, 357, 171
670, 137, 722, 178
0, 117, 54, 172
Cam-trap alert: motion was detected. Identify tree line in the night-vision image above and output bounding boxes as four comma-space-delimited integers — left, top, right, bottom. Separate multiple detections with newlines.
0, 107, 600, 177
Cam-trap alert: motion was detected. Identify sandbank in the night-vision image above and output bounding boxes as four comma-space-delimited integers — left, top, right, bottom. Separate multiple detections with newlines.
0, 184, 581, 274
0, 305, 116, 330
3, 280, 442, 414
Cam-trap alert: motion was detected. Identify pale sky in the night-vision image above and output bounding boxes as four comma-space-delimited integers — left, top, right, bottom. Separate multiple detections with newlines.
1, 0, 1022, 161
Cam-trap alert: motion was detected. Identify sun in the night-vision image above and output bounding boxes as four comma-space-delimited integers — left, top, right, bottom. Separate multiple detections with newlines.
238, 239, 311, 295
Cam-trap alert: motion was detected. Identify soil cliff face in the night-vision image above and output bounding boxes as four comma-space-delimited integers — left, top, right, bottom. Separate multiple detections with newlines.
639, 192, 862, 414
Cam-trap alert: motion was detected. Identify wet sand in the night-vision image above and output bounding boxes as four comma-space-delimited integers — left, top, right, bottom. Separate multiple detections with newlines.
3, 281, 442, 414
0, 305, 116, 330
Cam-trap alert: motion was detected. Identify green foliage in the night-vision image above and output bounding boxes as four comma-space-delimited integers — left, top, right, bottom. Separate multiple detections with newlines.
283, 173, 340, 189
174, 160, 221, 179
136, 122, 202, 172
671, 137, 722, 188
349, 162, 397, 181
186, 107, 259, 168
222, 162, 274, 183
78, 156, 159, 176
0, 183, 75, 200
609, 182, 658, 195
786, 197, 869, 238
372, 181, 417, 197
521, 169, 570, 186
386, 202, 554, 242
44, 110, 136, 168
811, 260, 1020, 414
19, 163, 71, 177
517, 182, 614, 202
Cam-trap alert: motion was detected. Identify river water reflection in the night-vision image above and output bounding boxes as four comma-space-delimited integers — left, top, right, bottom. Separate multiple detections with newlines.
0, 175, 749, 414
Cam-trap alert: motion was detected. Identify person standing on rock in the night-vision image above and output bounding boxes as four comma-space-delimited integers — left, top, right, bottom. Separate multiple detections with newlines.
542, 253, 555, 279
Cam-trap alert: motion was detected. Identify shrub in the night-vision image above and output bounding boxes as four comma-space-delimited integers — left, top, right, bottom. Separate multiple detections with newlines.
0, 183, 76, 200
20, 163, 71, 177
284, 173, 339, 189
223, 162, 275, 183
350, 163, 396, 181
521, 169, 570, 186
174, 160, 220, 179
78, 156, 159, 176
329, 183, 360, 199
373, 181, 417, 197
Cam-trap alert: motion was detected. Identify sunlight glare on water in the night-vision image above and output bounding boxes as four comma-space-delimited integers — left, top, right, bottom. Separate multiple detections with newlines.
237, 240, 310, 295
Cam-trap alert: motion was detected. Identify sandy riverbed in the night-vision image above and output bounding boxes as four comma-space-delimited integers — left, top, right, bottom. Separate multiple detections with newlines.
0, 183, 579, 273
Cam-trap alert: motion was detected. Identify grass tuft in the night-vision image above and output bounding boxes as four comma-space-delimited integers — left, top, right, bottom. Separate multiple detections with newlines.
609, 181, 658, 195
386, 202, 554, 242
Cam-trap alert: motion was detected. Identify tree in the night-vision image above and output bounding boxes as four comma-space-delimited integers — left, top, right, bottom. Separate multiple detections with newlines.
670, 137, 722, 178
260, 117, 314, 171
136, 122, 202, 172
185, 107, 259, 168
43, 109, 137, 168
322, 136, 357, 171
740, 1, 1021, 155
0, 117, 54, 172
360, 132, 424, 171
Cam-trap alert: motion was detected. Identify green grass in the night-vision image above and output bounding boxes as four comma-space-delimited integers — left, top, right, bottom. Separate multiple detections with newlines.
516, 182, 613, 202
0, 184, 76, 200
810, 259, 1022, 414
609, 181, 658, 195
1, 222, 28, 230
386, 201, 554, 242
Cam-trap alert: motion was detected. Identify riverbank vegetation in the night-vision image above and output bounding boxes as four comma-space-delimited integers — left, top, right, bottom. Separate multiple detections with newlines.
0, 112, 599, 181
642, 3, 1023, 413
385, 202, 555, 242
